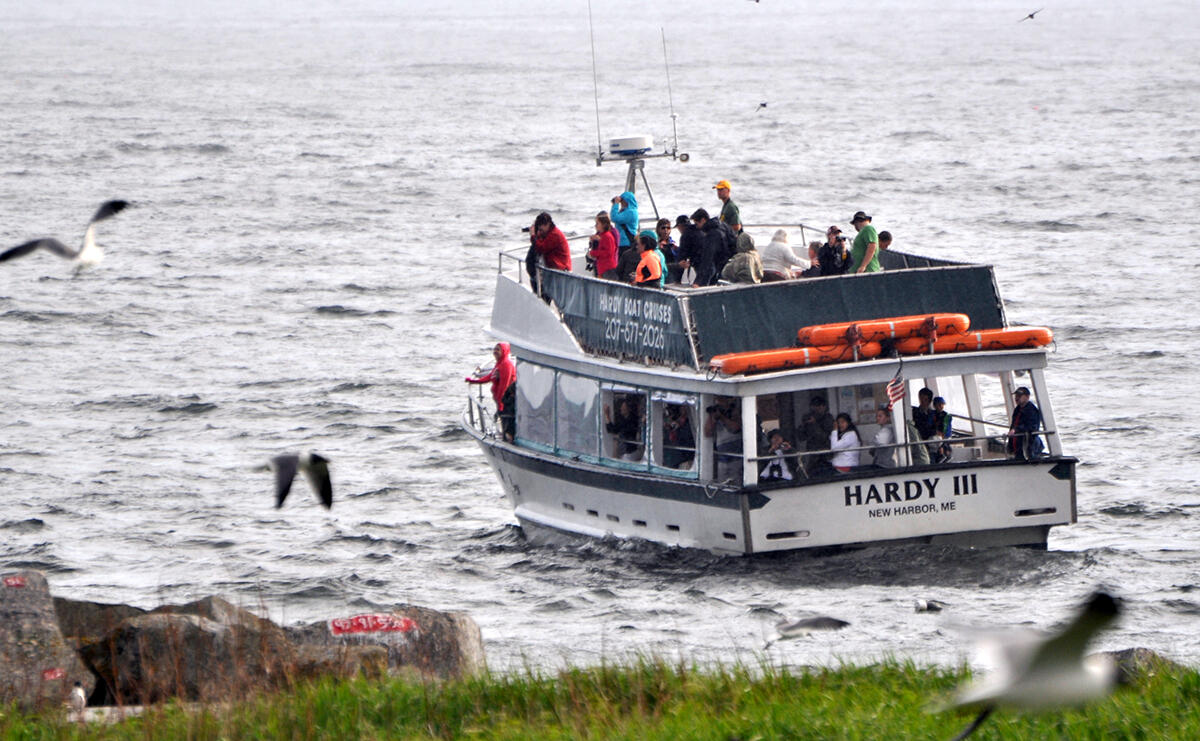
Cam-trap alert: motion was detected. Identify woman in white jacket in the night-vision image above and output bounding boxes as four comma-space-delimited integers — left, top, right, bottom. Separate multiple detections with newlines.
829, 412, 861, 472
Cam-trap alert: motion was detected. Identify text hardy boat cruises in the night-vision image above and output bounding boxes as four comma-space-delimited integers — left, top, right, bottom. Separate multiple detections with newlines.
462, 141, 1075, 555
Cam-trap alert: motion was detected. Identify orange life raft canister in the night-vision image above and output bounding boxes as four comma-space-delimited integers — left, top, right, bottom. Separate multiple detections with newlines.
894, 326, 1053, 355
797, 313, 971, 346
710, 342, 884, 375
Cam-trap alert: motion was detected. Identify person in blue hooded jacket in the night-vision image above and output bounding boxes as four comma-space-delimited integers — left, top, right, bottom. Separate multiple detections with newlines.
610, 191, 639, 250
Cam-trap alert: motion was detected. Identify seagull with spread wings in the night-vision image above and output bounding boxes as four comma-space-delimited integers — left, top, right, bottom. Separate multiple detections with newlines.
0, 200, 129, 268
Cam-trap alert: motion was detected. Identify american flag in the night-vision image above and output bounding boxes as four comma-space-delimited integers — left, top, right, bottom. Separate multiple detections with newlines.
886, 368, 906, 410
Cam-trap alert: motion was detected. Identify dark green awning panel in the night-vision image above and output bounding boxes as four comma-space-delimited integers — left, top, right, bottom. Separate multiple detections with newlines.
687, 264, 1005, 359
540, 253, 1006, 368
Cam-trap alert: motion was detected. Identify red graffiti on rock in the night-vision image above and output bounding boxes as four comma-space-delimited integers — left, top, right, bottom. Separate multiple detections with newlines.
42, 668, 65, 681
329, 614, 418, 636
3, 576, 26, 588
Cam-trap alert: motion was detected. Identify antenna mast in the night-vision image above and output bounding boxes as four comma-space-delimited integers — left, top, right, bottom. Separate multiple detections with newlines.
662, 28, 680, 155
588, 0, 603, 163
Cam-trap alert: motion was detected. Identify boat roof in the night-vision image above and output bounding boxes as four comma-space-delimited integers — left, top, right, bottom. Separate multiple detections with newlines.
503, 247, 1009, 373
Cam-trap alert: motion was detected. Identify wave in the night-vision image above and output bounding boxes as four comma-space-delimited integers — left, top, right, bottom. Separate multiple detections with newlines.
157, 402, 218, 415
313, 305, 396, 317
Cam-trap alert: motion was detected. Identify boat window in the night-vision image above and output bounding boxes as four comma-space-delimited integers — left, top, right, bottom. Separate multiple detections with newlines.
555, 372, 600, 459
600, 386, 647, 466
650, 391, 697, 474
515, 360, 555, 449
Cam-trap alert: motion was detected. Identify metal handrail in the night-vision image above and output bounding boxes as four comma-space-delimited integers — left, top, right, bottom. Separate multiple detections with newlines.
743, 429, 1058, 465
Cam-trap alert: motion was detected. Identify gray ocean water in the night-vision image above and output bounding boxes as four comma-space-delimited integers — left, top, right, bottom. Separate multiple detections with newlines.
2, 0, 1199, 672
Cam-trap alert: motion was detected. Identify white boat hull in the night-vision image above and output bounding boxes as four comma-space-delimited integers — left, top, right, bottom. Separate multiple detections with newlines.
468, 422, 1075, 555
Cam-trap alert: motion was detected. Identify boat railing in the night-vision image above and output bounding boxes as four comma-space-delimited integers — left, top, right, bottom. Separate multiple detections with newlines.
742, 429, 1059, 473
465, 394, 495, 438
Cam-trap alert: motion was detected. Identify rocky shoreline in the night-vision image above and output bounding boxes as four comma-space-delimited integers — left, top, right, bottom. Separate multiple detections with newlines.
1, 569, 485, 712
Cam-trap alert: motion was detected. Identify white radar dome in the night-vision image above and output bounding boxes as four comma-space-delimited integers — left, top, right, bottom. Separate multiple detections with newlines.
608, 135, 653, 156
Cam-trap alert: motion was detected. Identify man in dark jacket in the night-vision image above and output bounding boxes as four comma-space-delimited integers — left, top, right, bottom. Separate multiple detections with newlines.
1007, 386, 1045, 460
690, 208, 736, 286
673, 214, 703, 283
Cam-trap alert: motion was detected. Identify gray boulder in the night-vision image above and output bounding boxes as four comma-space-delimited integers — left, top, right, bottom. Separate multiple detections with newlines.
285, 605, 486, 679
83, 597, 294, 704
0, 570, 94, 709
54, 596, 148, 650
1099, 647, 1189, 684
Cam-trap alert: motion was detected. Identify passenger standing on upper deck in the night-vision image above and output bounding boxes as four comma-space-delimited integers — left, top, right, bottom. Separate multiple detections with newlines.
816, 226, 850, 276
587, 211, 618, 278
526, 212, 571, 294
656, 218, 684, 283
878, 231, 893, 252
690, 208, 736, 286
713, 179, 742, 234
674, 214, 702, 283
465, 342, 517, 442
634, 232, 663, 288
609, 191, 639, 251
1007, 386, 1045, 460
848, 210, 882, 274
531, 212, 571, 271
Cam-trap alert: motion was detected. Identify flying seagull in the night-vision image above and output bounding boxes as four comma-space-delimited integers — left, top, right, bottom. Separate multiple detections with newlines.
756, 102, 768, 113
1019, 8, 1043, 22
0, 200, 129, 267
941, 591, 1120, 740
268, 452, 333, 509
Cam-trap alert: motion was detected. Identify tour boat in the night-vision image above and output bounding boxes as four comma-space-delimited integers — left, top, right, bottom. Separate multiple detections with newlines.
461, 142, 1075, 554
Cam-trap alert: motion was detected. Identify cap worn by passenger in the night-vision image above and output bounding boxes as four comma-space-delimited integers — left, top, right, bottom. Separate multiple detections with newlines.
1014, 386, 1031, 396
712, 179, 732, 190
675, 214, 690, 226
933, 396, 946, 405
827, 225, 841, 234
850, 211, 870, 223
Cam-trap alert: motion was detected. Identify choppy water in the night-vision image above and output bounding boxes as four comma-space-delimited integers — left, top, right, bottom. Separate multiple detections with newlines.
2, 0, 1199, 672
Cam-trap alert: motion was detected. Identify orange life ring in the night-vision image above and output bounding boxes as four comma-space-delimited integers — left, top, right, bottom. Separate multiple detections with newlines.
797, 313, 970, 346
894, 326, 1053, 355
711, 342, 884, 375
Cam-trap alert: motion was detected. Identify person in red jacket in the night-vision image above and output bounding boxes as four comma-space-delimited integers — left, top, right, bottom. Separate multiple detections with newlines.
525, 211, 572, 294
465, 342, 517, 441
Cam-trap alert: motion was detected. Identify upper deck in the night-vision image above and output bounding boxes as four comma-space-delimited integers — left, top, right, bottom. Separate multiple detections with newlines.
494, 238, 1008, 373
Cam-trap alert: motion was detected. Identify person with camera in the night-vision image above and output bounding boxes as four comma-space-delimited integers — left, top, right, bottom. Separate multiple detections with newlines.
587, 211, 618, 278
816, 226, 851, 276
663, 404, 696, 469
525, 212, 571, 294
761, 428, 798, 481
704, 397, 743, 481
609, 191, 639, 250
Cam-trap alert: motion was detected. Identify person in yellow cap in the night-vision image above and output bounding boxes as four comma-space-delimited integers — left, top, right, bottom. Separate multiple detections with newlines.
712, 179, 741, 233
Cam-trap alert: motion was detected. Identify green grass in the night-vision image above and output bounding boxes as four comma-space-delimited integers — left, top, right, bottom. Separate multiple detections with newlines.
4, 658, 1200, 739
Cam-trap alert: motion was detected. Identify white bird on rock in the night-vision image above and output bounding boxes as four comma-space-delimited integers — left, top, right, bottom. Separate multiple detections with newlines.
266, 452, 333, 509
940, 591, 1121, 740
0, 200, 129, 268
68, 681, 86, 716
